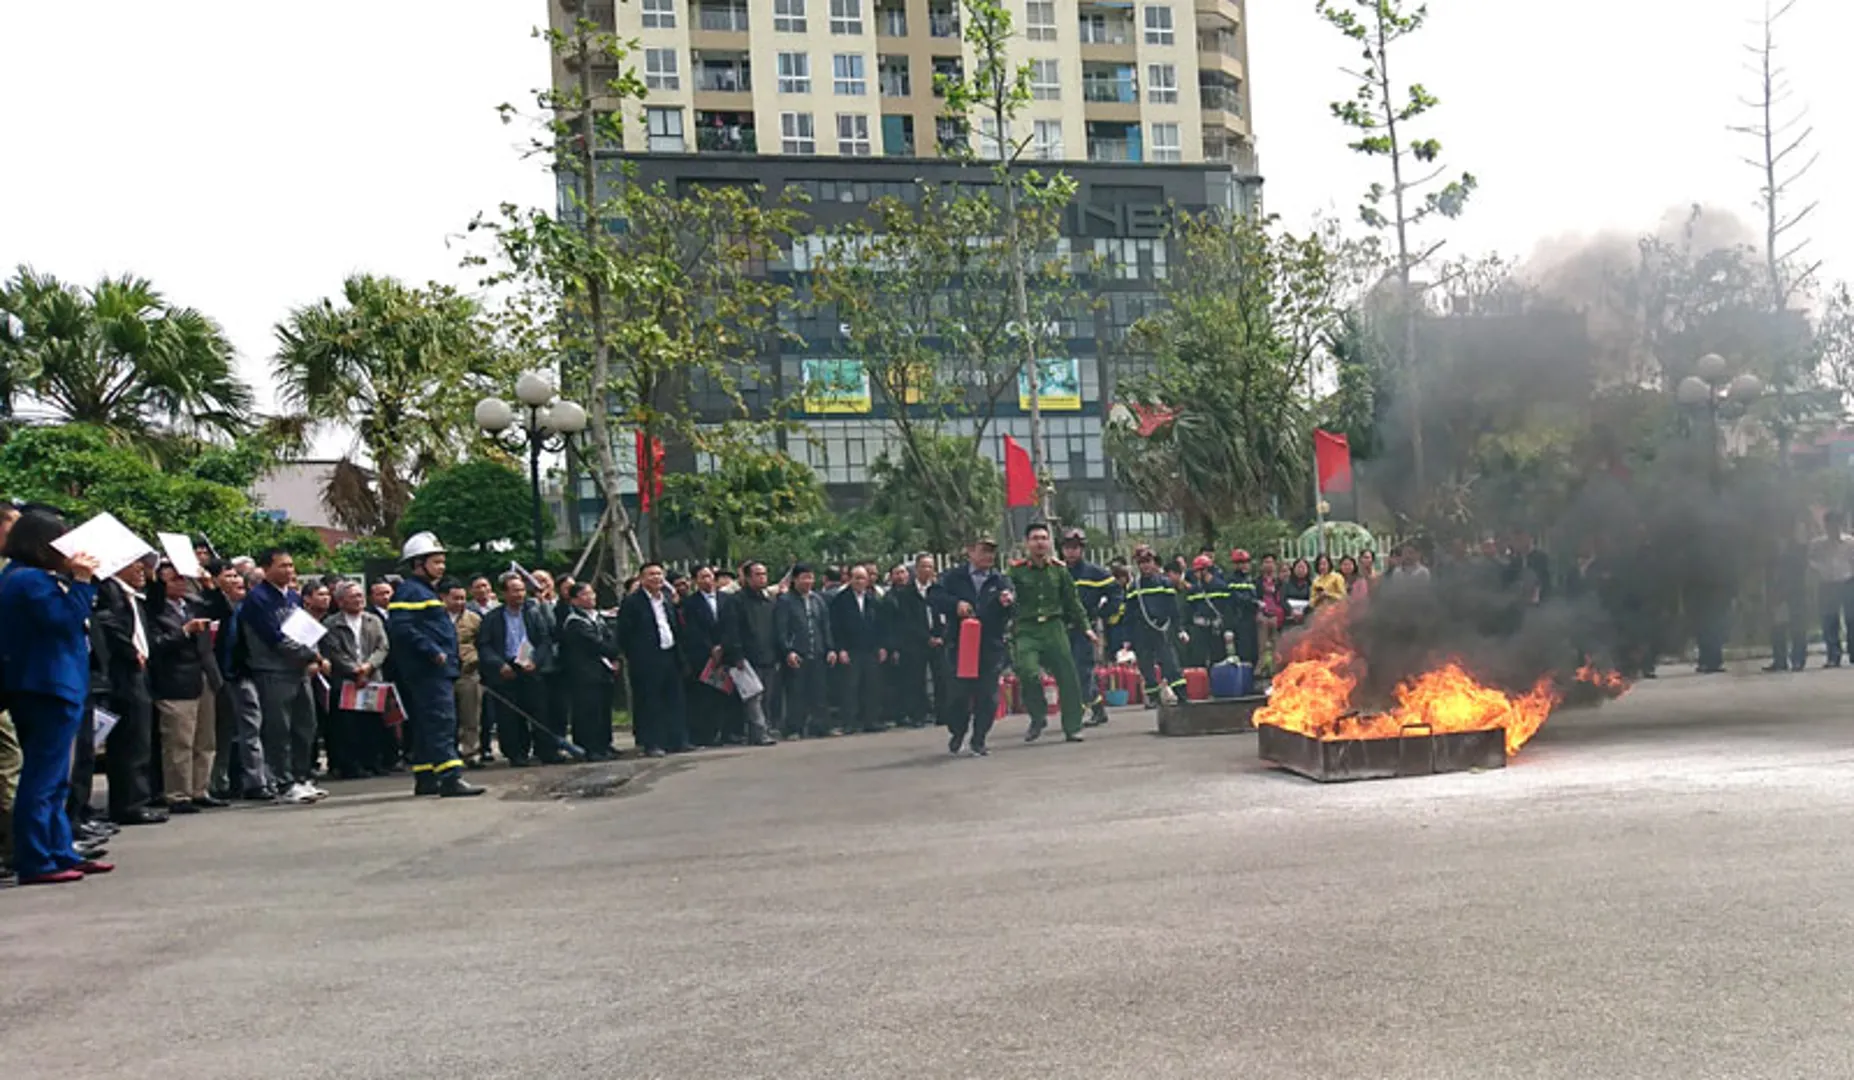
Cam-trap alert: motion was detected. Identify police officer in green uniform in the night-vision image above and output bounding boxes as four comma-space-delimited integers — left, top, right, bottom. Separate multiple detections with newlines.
1007, 522, 1097, 743
1059, 528, 1115, 727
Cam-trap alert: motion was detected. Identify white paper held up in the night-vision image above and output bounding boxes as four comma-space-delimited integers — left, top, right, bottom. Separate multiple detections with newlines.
280, 608, 328, 650
51, 512, 155, 580
157, 532, 204, 579
92, 707, 121, 751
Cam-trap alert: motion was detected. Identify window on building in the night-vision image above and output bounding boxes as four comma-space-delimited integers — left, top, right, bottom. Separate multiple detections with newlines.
1148, 121, 1181, 162
1025, 1, 1057, 41
837, 113, 873, 155
1146, 63, 1178, 104
978, 117, 1004, 160
1094, 237, 1169, 280
935, 116, 966, 153
1143, 5, 1174, 45
830, 0, 864, 34
833, 53, 867, 95
646, 107, 685, 152
1033, 120, 1063, 161
641, 0, 676, 29
931, 55, 962, 96
1079, 11, 1108, 44
1030, 59, 1060, 100
878, 0, 907, 36
777, 52, 811, 93
774, 0, 807, 32
782, 111, 817, 154
645, 48, 680, 91
929, 0, 960, 38
878, 54, 911, 96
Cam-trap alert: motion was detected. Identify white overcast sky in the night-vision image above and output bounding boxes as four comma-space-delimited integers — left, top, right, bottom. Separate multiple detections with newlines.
3, 0, 1850, 409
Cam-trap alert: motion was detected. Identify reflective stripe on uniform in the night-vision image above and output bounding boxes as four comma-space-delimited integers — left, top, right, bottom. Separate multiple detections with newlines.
434, 758, 464, 772
389, 599, 445, 611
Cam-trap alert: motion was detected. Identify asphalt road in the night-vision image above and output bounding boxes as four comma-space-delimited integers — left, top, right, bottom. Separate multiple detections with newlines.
8, 666, 1854, 1079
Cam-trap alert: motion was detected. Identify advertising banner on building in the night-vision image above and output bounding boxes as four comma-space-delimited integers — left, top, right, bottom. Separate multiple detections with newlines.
802, 358, 872, 414
1018, 357, 1082, 412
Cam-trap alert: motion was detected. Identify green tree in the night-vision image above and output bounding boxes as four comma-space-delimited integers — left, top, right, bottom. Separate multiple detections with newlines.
868, 434, 1004, 554
0, 424, 324, 563
1318, 0, 1477, 497
476, 15, 802, 565
272, 273, 514, 535
0, 267, 253, 453
1107, 214, 1343, 542
933, 0, 1082, 512
659, 447, 826, 566
400, 458, 545, 551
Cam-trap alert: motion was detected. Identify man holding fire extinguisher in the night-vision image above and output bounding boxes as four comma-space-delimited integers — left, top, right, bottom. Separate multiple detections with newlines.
940, 534, 1010, 756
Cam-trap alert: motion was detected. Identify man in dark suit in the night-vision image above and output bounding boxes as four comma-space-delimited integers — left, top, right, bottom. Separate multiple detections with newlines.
680, 566, 733, 747
884, 556, 949, 728
558, 581, 622, 760
830, 565, 887, 733
319, 580, 391, 779
617, 562, 690, 757
476, 572, 567, 765
939, 534, 1011, 756
94, 555, 166, 824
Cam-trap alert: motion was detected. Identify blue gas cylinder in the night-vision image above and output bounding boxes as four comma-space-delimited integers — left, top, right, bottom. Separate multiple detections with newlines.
1209, 660, 1253, 699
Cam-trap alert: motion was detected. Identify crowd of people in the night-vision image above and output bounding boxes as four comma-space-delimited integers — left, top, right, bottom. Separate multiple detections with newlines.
2, 490, 1719, 889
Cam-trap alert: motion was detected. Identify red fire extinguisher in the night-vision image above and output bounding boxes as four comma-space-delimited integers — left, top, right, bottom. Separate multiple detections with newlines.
956, 617, 982, 679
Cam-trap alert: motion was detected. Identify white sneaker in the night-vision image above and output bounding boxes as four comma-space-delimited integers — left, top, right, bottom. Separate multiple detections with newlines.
279, 782, 316, 805
302, 781, 329, 801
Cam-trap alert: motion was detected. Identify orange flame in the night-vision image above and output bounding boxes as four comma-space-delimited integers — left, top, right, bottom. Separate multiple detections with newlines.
1255, 606, 1563, 756
1574, 663, 1630, 698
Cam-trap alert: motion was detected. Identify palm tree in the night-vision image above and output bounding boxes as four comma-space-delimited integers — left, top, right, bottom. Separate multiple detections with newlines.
0, 266, 253, 452
272, 274, 510, 534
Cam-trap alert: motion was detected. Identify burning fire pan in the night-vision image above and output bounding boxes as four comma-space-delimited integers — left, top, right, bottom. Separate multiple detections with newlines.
1258, 722, 1506, 783
1156, 695, 1266, 737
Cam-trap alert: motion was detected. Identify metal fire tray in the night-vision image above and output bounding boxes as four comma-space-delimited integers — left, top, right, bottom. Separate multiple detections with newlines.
1156, 695, 1266, 737
1258, 723, 1506, 783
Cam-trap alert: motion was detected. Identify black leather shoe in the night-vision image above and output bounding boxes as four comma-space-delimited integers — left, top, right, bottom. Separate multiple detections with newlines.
167, 800, 201, 815
242, 787, 277, 802
439, 773, 486, 798
112, 807, 169, 825
1064, 733, 1085, 744
948, 733, 965, 755
1024, 721, 1046, 743
77, 821, 116, 841
413, 773, 440, 797
193, 793, 230, 809
971, 742, 989, 756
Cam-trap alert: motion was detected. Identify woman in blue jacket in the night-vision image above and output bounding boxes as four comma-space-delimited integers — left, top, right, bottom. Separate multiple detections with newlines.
1, 511, 107, 885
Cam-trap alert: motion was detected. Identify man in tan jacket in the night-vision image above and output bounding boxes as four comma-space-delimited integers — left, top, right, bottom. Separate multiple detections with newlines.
444, 580, 486, 767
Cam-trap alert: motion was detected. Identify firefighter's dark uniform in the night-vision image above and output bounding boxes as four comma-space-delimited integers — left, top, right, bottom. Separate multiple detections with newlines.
387, 576, 466, 788
1128, 571, 1186, 704
1065, 556, 1114, 722
1182, 571, 1229, 668
1223, 570, 1260, 665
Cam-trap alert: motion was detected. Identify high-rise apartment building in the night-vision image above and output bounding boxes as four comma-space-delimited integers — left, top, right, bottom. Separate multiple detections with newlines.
550, 0, 1262, 541
555, 0, 1255, 170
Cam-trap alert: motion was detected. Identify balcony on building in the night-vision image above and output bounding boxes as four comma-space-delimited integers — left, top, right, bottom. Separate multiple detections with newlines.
583, 0, 617, 31
1079, 2, 1136, 56
1196, 24, 1245, 79
878, 54, 911, 97
877, 0, 908, 37
881, 114, 916, 156
1201, 132, 1257, 174
935, 116, 967, 155
1086, 120, 1142, 163
928, 0, 960, 38
694, 50, 753, 100
1082, 62, 1138, 104
695, 111, 757, 154
696, 0, 749, 31
1199, 73, 1245, 120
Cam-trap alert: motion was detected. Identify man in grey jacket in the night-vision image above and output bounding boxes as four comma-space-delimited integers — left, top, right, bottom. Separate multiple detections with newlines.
240, 549, 328, 804
319, 580, 390, 780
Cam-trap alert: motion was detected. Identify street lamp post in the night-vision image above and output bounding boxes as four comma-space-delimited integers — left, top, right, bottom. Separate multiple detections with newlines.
1676, 353, 1764, 494
476, 372, 589, 566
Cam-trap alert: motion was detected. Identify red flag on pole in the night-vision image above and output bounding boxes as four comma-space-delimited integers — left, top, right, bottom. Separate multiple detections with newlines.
1314, 430, 1353, 494
1004, 435, 1037, 508
635, 430, 665, 511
